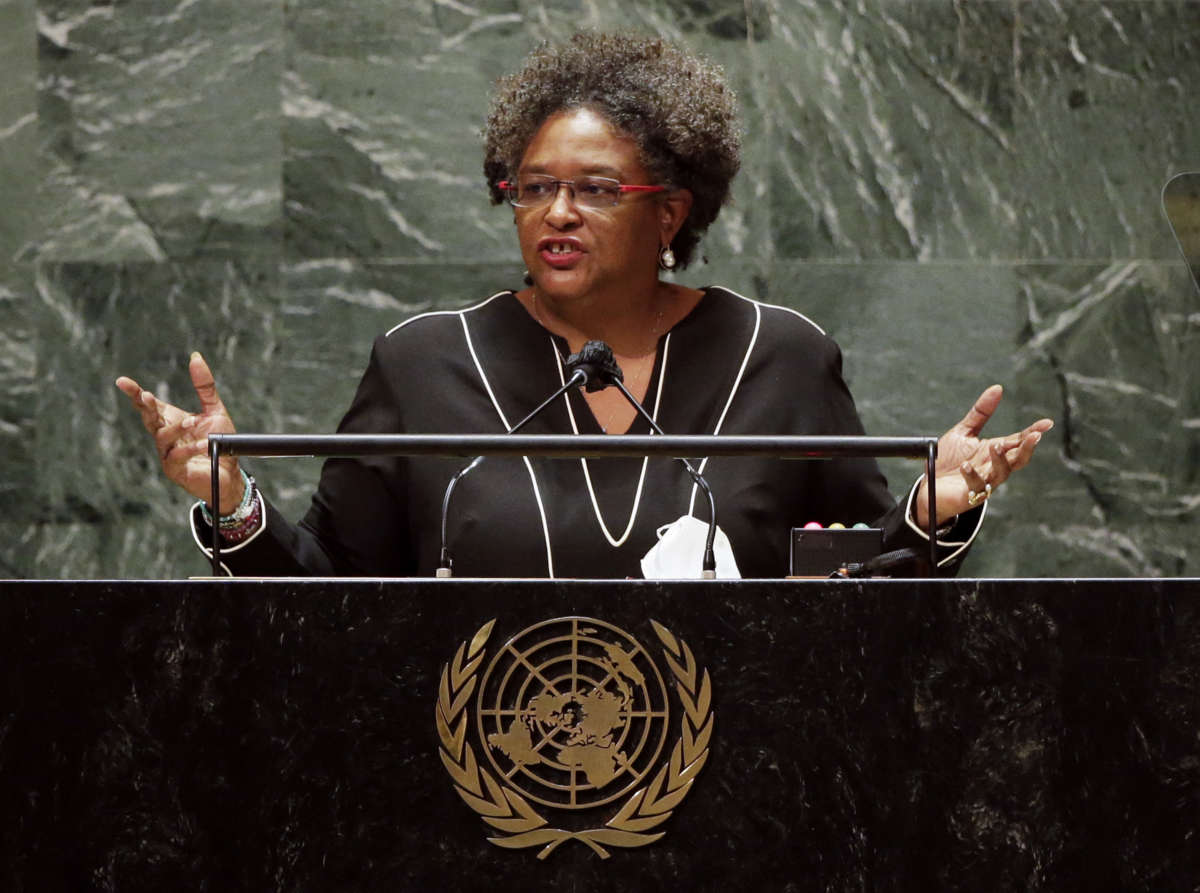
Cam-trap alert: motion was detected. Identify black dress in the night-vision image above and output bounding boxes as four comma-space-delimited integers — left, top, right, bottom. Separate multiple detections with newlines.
191, 287, 981, 577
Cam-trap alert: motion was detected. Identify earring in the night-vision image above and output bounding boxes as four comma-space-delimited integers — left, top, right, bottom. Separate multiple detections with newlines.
658, 245, 677, 271
523, 269, 533, 286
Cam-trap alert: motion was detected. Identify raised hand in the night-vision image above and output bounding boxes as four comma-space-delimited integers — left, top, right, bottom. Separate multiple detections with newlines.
914, 384, 1053, 527
116, 352, 243, 514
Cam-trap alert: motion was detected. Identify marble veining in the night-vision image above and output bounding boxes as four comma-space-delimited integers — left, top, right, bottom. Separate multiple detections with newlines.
2, 0, 1197, 578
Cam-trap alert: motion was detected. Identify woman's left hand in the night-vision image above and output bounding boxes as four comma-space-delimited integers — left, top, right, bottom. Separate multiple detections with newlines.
914, 384, 1053, 528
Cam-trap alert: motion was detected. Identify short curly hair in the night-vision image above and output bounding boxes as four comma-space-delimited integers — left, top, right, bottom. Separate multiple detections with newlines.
484, 32, 742, 269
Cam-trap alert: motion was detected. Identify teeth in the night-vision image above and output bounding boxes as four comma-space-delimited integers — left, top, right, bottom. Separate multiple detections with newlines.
547, 243, 573, 254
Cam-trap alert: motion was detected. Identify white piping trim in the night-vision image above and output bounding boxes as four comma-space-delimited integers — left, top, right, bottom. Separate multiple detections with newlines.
902, 475, 986, 567
458, 305, 556, 578
722, 286, 826, 336
687, 299, 761, 516
189, 489, 269, 576
554, 334, 670, 548
384, 291, 510, 337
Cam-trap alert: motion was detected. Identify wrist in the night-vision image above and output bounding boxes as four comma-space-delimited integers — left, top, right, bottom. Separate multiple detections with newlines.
218, 464, 245, 515
201, 468, 260, 541
913, 478, 930, 527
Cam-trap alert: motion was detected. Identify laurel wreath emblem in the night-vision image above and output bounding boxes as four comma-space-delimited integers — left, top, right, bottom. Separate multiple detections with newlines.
435, 618, 713, 859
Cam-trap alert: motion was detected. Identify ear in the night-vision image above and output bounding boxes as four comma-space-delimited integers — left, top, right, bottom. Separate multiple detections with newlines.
659, 188, 693, 246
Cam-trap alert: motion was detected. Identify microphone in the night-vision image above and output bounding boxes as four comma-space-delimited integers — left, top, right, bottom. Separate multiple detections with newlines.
436, 362, 595, 577
574, 341, 720, 578
565, 340, 624, 393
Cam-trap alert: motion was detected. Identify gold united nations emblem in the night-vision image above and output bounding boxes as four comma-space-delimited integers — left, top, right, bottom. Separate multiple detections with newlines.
435, 616, 714, 859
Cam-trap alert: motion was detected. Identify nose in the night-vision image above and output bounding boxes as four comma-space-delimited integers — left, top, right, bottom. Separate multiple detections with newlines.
544, 182, 582, 228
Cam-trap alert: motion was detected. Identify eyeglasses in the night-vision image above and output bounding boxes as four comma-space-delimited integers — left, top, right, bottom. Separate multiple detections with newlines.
498, 174, 667, 209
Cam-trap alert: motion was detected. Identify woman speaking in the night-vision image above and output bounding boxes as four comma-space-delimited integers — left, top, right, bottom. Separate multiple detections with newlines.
116, 32, 1051, 578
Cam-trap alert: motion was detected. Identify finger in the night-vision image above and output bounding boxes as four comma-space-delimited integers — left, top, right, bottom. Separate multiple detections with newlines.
154, 418, 188, 462
189, 351, 227, 416
151, 403, 200, 460
160, 433, 207, 466
958, 461, 994, 510
140, 390, 166, 432
954, 384, 1003, 438
1006, 430, 1044, 473
959, 461, 987, 491
989, 440, 1013, 483
1024, 417, 1054, 438
117, 379, 162, 432
115, 376, 143, 401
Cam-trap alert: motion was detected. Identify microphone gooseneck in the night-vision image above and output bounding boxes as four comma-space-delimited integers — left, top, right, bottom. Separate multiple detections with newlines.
437, 365, 588, 577
439, 338, 720, 579
579, 341, 719, 578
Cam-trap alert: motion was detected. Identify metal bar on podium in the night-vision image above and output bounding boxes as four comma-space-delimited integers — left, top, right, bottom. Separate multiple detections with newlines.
207, 433, 940, 576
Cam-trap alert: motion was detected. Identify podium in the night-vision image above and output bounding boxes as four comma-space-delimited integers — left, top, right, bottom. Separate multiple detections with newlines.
2, 578, 1197, 890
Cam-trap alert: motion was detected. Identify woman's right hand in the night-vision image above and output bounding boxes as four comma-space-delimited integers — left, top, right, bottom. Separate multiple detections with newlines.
116, 351, 244, 514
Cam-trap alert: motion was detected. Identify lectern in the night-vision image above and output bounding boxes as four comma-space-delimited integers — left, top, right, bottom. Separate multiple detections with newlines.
2, 578, 1197, 890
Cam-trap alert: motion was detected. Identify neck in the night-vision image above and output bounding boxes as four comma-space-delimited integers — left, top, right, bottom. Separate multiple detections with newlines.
530, 279, 670, 357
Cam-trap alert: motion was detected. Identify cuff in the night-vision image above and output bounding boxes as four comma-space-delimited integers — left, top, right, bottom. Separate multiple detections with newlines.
189, 485, 268, 576
902, 475, 986, 568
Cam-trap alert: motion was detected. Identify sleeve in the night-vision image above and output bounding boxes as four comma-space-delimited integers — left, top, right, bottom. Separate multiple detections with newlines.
802, 334, 983, 576
188, 333, 416, 577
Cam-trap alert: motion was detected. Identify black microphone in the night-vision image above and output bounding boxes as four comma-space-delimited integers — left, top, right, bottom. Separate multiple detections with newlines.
565, 340, 624, 393
436, 363, 593, 577
575, 340, 720, 578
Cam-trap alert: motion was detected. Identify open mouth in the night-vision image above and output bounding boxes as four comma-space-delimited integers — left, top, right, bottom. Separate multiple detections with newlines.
538, 239, 584, 267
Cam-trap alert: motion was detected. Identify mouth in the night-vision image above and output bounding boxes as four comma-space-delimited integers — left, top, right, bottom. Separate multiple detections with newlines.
537, 238, 584, 268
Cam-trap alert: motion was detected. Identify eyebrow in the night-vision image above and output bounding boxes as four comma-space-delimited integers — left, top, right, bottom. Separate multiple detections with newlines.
519, 163, 626, 179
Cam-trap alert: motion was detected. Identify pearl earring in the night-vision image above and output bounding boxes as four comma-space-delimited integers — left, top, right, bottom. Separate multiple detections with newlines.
658, 246, 676, 271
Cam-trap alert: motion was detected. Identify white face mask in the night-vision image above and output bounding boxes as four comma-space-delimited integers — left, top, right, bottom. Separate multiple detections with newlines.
640, 514, 741, 580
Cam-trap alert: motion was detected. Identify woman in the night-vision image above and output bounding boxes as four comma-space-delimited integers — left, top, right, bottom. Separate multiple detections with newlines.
116, 32, 1051, 578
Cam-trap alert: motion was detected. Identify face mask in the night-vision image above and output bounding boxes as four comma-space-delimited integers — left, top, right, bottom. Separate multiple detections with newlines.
641, 514, 741, 580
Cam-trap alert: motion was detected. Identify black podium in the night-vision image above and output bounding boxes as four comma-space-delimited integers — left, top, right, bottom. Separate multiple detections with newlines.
2, 578, 1197, 891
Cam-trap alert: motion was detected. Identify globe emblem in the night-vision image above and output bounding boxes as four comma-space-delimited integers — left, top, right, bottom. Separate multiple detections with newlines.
476, 617, 671, 809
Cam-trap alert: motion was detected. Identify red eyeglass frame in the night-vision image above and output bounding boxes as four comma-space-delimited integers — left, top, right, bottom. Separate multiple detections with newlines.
497, 178, 668, 200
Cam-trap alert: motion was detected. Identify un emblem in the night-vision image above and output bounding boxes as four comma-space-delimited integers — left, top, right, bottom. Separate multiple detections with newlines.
436, 616, 714, 859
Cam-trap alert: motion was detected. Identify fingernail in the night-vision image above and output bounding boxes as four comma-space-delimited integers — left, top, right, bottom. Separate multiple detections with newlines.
1032, 432, 1042, 444
961, 462, 971, 472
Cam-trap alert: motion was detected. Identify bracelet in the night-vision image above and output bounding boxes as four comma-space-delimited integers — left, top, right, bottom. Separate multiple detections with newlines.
201, 470, 260, 540
218, 492, 262, 543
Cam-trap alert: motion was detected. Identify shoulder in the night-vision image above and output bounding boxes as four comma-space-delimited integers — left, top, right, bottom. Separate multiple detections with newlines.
701, 286, 837, 360
382, 291, 514, 340
705, 285, 825, 331
700, 286, 826, 337
370, 291, 515, 362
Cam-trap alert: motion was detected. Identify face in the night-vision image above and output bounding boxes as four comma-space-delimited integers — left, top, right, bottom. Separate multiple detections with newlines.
513, 107, 689, 304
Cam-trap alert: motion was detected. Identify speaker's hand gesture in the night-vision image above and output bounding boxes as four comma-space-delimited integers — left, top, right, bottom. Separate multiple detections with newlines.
914, 385, 1053, 527
116, 352, 243, 514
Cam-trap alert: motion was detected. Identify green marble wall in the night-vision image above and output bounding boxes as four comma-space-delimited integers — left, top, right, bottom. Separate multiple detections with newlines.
2, 0, 1197, 579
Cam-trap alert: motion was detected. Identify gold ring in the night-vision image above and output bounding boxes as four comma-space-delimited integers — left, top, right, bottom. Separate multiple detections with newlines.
967, 483, 993, 507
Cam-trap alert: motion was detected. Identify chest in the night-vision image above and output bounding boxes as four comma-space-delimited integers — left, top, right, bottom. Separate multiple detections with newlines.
579, 350, 656, 434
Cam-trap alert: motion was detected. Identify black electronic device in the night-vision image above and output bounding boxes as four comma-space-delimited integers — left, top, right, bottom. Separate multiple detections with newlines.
790, 526, 883, 577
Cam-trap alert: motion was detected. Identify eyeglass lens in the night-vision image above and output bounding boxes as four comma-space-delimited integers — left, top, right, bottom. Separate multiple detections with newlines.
509, 175, 622, 208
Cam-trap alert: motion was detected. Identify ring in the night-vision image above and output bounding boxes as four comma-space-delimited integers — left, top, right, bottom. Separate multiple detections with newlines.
967, 483, 993, 507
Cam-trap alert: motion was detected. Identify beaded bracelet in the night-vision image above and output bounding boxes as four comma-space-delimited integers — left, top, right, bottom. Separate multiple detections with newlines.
200, 469, 262, 542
